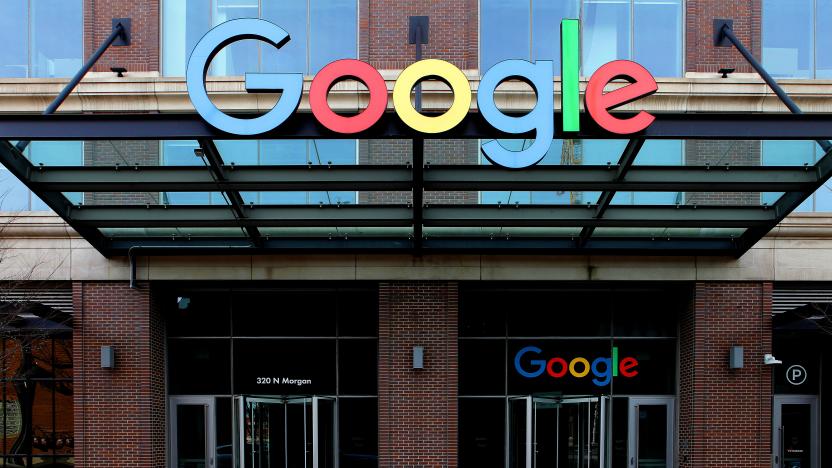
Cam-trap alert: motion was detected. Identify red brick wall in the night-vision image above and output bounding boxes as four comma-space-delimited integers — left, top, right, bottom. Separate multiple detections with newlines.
84, 0, 159, 73
378, 282, 459, 468
679, 282, 773, 468
364, 0, 478, 70
686, 0, 761, 73
72, 282, 166, 468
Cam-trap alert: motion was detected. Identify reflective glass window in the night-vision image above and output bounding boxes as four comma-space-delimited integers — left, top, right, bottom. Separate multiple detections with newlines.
818, 0, 832, 78
162, 0, 357, 76
763, 0, 814, 78
480, 0, 681, 77
762, 141, 830, 212
30, 0, 83, 78
582, 0, 631, 76
0, 0, 82, 78
0, 142, 83, 211
0, 1, 29, 78
633, 0, 683, 77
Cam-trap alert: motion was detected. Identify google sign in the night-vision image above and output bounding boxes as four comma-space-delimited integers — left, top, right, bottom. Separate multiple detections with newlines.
514, 346, 639, 387
187, 18, 658, 170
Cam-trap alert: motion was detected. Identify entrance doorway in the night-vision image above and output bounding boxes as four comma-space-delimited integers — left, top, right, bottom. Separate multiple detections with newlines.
507, 396, 605, 468
626, 397, 674, 468
773, 395, 818, 468
236, 396, 336, 468
169, 396, 337, 468
170, 396, 217, 468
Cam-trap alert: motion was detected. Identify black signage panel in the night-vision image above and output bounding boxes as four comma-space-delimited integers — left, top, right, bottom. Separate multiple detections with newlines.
774, 350, 820, 394
233, 339, 336, 395
507, 339, 675, 395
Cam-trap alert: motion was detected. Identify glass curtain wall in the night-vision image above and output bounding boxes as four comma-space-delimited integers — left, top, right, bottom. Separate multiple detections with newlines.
165, 288, 379, 468
763, 0, 832, 78
0, 0, 83, 78
458, 285, 682, 468
479, 0, 683, 77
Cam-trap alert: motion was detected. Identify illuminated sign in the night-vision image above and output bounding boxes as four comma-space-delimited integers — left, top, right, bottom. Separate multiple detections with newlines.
187, 18, 657, 169
514, 345, 639, 387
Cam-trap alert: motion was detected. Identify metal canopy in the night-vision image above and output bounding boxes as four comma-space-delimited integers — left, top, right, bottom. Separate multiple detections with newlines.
1, 111, 831, 258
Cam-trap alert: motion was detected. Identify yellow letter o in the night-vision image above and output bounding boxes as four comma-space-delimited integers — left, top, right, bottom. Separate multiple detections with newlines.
569, 357, 590, 378
392, 59, 471, 134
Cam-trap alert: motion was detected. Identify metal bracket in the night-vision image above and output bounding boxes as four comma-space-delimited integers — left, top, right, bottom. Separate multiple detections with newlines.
408, 16, 429, 44
713, 19, 733, 47
112, 18, 131, 46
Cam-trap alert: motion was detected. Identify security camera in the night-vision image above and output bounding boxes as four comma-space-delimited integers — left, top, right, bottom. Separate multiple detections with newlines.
763, 354, 782, 365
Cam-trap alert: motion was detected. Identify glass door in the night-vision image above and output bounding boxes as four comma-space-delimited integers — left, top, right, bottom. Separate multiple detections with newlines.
773, 396, 818, 468
507, 396, 605, 468
170, 396, 216, 468
236, 396, 337, 468
627, 397, 674, 468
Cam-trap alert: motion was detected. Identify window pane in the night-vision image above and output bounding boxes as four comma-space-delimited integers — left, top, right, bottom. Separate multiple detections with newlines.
339, 398, 378, 467
28, 142, 83, 210
211, 0, 260, 76
309, 0, 357, 73
532, 1, 580, 71
481, 0, 530, 71
216, 140, 258, 165
761, 141, 815, 211
30, 0, 83, 78
162, 141, 212, 205
582, 0, 631, 76
163, 0, 210, 76
763, 0, 813, 78
0, 1, 28, 77
168, 339, 231, 394
460, 398, 505, 466
819, 0, 832, 78
634, 0, 682, 77
0, 170, 31, 210
261, 140, 308, 165
338, 340, 377, 395
262, 0, 308, 73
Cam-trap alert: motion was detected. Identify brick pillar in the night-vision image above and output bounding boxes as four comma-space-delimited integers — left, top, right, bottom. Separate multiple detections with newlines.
679, 282, 773, 468
686, 0, 761, 74
84, 0, 160, 73
378, 282, 458, 468
72, 282, 166, 468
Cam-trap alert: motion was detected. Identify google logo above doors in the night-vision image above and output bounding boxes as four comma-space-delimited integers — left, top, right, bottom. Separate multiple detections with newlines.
187, 18, 658, 169
514, 346, 639, 387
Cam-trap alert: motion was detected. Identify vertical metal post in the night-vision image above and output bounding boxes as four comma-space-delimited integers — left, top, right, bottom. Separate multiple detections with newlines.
409, 17, 429, 251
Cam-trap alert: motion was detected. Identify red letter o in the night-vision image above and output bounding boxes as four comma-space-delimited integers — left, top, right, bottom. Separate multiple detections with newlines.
310, 59, 387, 134
546, 357, 568, 378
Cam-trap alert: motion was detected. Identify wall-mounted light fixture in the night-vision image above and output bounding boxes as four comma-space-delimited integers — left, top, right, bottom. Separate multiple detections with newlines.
100, 345, 115, 369
729, 346, 744, 369
412, 346, 424, 369
764, 353, 782, 365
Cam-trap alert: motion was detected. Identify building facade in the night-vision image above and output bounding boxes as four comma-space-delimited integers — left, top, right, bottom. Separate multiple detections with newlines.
0, 0, 830, 467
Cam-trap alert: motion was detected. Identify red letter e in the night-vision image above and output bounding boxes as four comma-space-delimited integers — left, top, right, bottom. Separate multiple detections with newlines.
585, 60, 657, 135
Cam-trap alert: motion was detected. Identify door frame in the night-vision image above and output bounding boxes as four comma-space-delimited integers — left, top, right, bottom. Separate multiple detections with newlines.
235, 395, 339, 468
627, 396, 675, 468
169, 395, 217, 468
505, 395, 607, 468
773, 394, 819, 468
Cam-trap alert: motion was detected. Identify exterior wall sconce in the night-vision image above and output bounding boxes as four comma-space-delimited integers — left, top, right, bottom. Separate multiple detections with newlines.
412, 346, 424, 369
729, 346, 744, 369
101, 345, 115, 369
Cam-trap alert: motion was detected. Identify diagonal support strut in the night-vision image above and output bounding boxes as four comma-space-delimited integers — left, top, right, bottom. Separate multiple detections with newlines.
197, 140, 263, 247
577, 138, 645, 247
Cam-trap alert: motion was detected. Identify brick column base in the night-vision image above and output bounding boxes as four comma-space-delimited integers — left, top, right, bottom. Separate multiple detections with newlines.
679, 282, 773, 467
72, 282, 165, 468
378, 281, 459, 468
